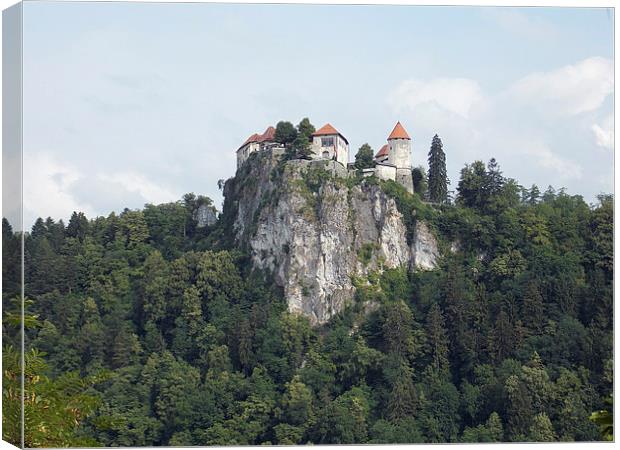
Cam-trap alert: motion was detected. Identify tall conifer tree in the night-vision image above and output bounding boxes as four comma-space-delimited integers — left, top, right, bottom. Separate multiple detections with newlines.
427, 134, 448, 203
425, 302, 450, 374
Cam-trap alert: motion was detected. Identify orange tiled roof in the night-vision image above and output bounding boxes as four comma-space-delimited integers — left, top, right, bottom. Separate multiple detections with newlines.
375, 144, 389, 158
312, 123, 340, 136
241, 133, 260, 147
257, 126, 276, 142
238, 126, 277, 150
387, 121, 411, 140
312, 123, 349, 144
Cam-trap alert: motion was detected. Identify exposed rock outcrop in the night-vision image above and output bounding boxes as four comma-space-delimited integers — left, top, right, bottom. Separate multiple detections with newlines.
223, 149, 439, 325
194, 204, 218, 228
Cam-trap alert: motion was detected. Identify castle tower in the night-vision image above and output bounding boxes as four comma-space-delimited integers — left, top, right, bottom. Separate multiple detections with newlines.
311, 123, 349, 167
387, 121, 414, 193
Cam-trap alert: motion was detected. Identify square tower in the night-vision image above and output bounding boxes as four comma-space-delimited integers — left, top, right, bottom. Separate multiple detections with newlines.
311, 123, 349, 167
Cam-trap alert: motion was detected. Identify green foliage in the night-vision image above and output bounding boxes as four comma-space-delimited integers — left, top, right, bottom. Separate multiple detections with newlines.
119, 209, 150, 248
590, 194, 613, 276
461, 412, 504, 442
412, 166, 428, 199
357, 242, 378, 265
354, 143, 376, 170
456, 158, 517, 214
528, 413, 556, 442
590, 396, 613, 441
3, 345, 107, 447
275, 121, 298, 146
427, 134, 448, 203
297, 117, 316, 140
424, 302, 450, 373
313, 386, 371, 443
380, 179, 436, 244
5, 153, 613, 445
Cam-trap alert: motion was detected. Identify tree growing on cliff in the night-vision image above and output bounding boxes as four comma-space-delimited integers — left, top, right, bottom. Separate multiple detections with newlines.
427, 134, 448, 204
291, 118, 316, 160
297, 118, 315, 141
275, 121, 298, 146
354, 144, 375, 170
412, 166, 428, 199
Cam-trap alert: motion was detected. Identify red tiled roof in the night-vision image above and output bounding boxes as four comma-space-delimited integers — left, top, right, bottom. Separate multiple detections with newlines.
241, 133, 260, 147
312, 123, 340, 136
312, 123, 349, 145
387, 121, 411, 140
375, 144, 389, 158
238, 126, 277, 150
257, 126, 276, 142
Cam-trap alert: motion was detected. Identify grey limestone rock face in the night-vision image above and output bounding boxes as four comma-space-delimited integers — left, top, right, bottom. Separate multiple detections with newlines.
224, 149, 439, 325
411, 221, 440, 270
194, 204, 218, 228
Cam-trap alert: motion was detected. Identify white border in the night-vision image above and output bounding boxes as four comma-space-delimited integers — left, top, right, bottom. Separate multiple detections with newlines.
0, 1, 615, 450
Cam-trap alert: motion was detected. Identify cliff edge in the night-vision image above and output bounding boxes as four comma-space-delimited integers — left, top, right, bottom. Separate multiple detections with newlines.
223, 149, 439, 324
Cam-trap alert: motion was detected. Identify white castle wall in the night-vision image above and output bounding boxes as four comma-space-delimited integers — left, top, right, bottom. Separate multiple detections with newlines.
374, 163, 397, 182
388, 138, 412, 169
396, 168, 414, 194
237, 142, 260, 168
311, 135, 349, 167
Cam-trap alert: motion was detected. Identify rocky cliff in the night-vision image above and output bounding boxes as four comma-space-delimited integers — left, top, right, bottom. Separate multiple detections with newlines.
223, 149, 439, 325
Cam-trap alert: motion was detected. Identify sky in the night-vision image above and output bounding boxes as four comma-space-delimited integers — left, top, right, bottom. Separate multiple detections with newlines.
15, 2, 615, 227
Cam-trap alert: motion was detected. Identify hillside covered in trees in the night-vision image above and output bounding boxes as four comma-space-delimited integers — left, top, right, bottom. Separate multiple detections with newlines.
2, 132, 614, 445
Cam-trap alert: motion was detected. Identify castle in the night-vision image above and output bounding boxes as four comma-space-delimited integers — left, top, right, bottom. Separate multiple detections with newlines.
236, 121, 414, 193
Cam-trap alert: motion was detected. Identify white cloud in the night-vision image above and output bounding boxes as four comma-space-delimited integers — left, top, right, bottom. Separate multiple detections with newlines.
388, 77, 484, 118
23, 152, 95, 226
592, 114, 614, 150
21, 152, 181, 227
486, 8, 559, 41
98, 172, 179, 206
387, 58, 609, 188
507, 57, 613, 116
523, 141, 583, 180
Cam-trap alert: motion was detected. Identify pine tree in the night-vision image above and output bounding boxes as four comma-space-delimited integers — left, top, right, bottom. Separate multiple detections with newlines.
427, 134, 448, 204
293, 118, 316, 160
528, 413, 556, 442
31, 217, 47, 239
505, 374, 533, 439
66, 211, 89, 241
297, 117, 315, 141
528, 184, 540, 205
485, 158, 504, 197
489, 309, 514, 364
485, 412, 504, 442
387, 363, 418, 421
382, 301, 415, 360
522, 281, 545, 334
111, 326, 142, 369
425, 302, 450, 374
237, 319, 254, 374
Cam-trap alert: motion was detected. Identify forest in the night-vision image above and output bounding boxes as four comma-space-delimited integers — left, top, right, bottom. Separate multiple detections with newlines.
2, 145, 614, 446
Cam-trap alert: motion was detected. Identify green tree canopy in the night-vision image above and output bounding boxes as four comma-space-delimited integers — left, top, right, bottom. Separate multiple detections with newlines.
354, 143, 376, 170
427, 134, 448, 203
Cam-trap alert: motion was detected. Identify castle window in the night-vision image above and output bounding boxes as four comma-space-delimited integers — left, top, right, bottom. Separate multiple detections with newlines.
321, 137, 334, 147
322, 151, 330, 159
